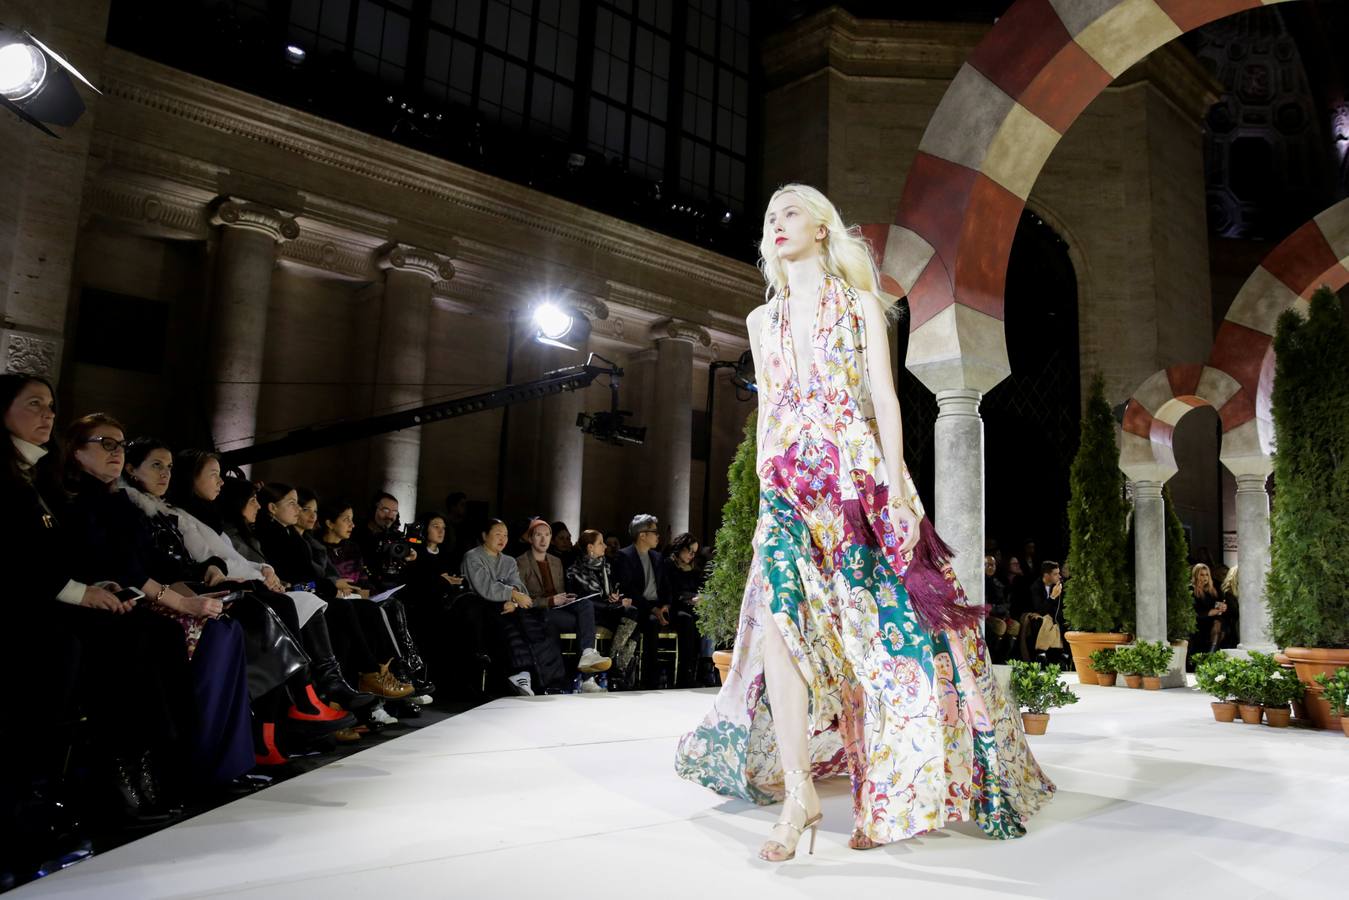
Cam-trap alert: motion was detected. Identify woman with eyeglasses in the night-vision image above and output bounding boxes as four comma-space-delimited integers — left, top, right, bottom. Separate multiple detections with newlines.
1, 376, 196, 831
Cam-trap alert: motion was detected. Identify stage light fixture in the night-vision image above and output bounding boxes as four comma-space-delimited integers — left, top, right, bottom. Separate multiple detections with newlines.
0, 28, 100, 137
533, 301, 584, 351
284, 43, 307, 63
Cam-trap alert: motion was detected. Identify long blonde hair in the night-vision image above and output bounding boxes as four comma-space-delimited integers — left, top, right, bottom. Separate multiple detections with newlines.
757, 184, 881, 304
1220, 564, 1238, 599
1191, 563, 1218, 600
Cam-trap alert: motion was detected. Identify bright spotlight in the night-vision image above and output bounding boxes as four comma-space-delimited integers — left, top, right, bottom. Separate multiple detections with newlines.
284, 44, 307, 63
0, 41, 45, 101
0, 29, 100, 137
534, 302, 573, 337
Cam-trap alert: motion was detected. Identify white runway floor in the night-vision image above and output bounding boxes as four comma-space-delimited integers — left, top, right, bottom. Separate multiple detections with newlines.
14, 680, 1349, 900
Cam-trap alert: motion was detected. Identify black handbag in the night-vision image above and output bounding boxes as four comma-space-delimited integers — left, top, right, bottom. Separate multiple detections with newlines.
226, 592, 310, 697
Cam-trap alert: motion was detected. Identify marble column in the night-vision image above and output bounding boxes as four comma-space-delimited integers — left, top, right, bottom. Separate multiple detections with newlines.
370, 244, 454, 520
537, 296, 608, 534
1233, 469, 1275, 651
649, 319, 710, 538
1131, 480, 1168, 645
933, 389, 985, 605
207, 198, 298, 450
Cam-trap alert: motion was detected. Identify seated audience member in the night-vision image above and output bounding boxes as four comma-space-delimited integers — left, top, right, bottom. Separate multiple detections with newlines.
60, 413, 300, 785
1, 377, 194, 842
516, 519, 611, 693
566, 529, 641, 690
404, 513, 493, 696
613, 514, 665, 688
1020, 560, 1067, 664
984, 554, 1016, 663
604, 535, 621, 561
657, 532, 709, 688
356, 491, 416, 583
1219, 564, 1241, 650
312, 496, 431, 704
549, 521, 579, 569
1190, 563, 1230, 655
462, 519, 568, 696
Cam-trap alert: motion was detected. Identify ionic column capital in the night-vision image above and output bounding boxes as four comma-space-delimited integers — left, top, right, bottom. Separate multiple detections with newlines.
377, 244, 456, 282
651, 318, 711, 346
209, 197, 300, 242
569, 294, 609, 322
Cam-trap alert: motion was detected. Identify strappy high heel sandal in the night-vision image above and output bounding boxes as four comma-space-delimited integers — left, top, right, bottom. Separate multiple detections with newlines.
759, 768, 823, 862
849, 828, 880, 850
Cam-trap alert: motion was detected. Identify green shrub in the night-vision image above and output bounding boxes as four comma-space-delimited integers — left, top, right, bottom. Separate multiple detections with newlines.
1111, 645, 1140, 676
1194, 653, 1235, 702
1131, 640, 1175, 678
1163, 486, 1197, 641
1314, 667, 1349, 716
1064, 373, 1133, 633
1009, 661, 1080, 715
696, 411, 757, 648
1227, 653, 1280, 706
1260, 667, 1305, 709
1088, 647, 1117, 674
1266, 287, 1349, 649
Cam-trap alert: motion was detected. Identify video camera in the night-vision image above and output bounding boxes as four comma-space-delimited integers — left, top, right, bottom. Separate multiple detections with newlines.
370, 521, 423, 581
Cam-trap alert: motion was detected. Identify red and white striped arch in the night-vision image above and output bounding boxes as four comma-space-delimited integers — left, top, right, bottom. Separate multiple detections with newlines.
1120, 197, 1349, 478
864, 0, 1299, 393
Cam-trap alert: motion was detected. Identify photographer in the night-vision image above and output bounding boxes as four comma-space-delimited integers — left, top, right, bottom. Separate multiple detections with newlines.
356, 492, 417, 588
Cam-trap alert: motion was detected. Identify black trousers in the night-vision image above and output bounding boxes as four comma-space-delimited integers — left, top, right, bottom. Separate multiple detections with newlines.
548, 599, 597, 656
324, 595, 380, 678
493, 605, 567, 692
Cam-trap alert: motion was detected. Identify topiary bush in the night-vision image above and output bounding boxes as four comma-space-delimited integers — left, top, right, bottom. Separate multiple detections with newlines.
1266, 286, 1349, 649
696, 411, 758, 648
1065, 373, 1133, 634
1088, 647, 1117, 674
1131, 640, 1175, 678
1111, 645, 1141, 676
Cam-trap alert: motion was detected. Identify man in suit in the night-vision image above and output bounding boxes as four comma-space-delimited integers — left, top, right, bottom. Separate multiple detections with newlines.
1021, 560, 1066, 664
612, 514, 665, 687
516, 519, 610, 692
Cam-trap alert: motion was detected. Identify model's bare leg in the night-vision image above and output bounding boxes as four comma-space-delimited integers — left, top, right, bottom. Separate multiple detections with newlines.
759, 609, 821, 861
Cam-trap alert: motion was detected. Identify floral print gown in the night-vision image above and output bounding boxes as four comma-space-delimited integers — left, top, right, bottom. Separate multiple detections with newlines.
674, 276, 1054, 844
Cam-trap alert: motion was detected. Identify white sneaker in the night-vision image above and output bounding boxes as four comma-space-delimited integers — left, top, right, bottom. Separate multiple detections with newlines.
508, 672, 535, 696
578, 648, 612, 674
406, 694, 433, 707
580, 677, 605, 694
369, 706, 399, 726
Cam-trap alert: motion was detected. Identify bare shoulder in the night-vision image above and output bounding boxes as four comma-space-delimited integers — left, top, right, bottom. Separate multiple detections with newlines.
746, 304, 768, 330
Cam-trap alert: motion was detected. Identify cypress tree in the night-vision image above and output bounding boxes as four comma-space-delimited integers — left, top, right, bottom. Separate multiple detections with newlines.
697, 411, 758, 648
1064, 372, 1133, 633
1267, 286, 1349, 648
1163, 485, 1196, 641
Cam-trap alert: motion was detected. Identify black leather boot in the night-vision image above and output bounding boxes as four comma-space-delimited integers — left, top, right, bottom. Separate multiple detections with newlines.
302, 614, 380, 715
385, 600, 435, 696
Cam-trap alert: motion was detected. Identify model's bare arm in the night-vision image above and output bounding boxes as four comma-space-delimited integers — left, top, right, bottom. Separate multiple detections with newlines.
858, 292, 921, 551
746, 305, 768, 469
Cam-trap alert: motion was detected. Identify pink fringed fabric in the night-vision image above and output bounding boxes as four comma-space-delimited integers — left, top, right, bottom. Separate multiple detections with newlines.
903, 517, 987, 634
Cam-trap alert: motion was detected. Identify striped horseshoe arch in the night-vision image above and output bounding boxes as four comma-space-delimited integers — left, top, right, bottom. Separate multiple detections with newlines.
866, 0, 1299, 393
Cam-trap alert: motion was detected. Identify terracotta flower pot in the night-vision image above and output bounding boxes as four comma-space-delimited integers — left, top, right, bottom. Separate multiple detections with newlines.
711, 649, 734, 685
1065, 632, 1132, 685
1096, 671, 1117, 687
1211, 701, 1237, 722
1283, 647, 1349, 730
1123, 674, 1143, 689
1142, 676, 1162, 691
1341, 717, 1349, 739
1263, 705, 1291, 728
1021, 712, 1049, 735
1237, 703, 1263, 724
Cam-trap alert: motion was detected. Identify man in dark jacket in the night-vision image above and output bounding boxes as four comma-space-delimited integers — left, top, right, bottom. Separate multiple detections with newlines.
612, 514, 665, 687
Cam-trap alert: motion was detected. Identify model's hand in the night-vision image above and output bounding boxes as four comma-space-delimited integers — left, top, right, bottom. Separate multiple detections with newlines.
890, 500, 921, 554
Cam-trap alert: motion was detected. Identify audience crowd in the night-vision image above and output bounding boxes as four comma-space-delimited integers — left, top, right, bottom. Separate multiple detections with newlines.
1, 371, 713, 886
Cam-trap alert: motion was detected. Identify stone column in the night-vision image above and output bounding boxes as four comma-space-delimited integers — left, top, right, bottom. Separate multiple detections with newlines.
1234, 469, 1275, 651
370, 245, 454, 520
1130, 480, 1168, 645
207, 198, 298, 450
933, 389, 985, 605
649, 319, 710, 538
537, 296, 608, 534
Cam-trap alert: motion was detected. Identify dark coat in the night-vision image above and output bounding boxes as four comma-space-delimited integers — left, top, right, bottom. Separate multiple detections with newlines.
0, 457, 78, 608
657, 556, 704, 615
256, 516, 336, 598
612, 544, 663, 613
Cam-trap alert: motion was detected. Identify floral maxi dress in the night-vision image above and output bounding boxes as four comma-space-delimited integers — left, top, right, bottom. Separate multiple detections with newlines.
673, 276, 1055, 844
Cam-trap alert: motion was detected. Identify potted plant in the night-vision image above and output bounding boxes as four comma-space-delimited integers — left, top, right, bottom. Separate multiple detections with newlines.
1064, 374, 1134, 683
1313, 668, 1349, 737
1266, 288, 1349, 729
1112, 646, 1143, 689
1009, 661, 1079, 735
1194, 653, 1237, 722
1133, 640, 1175, 690
1227, 656, 1270, 725
697, 412, 757, 683
1259, 666, 1304, 728
1089, 647, 1118, 686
